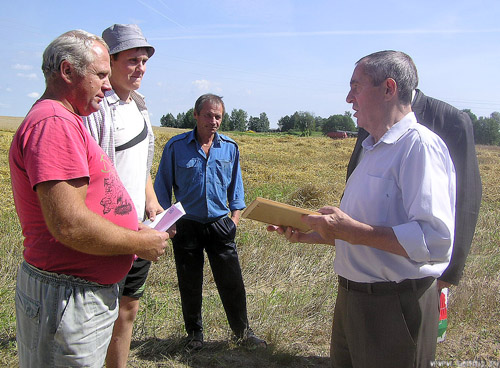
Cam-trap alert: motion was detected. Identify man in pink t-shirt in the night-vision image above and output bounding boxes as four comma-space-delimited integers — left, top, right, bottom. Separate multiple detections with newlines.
9, 30, 169, 368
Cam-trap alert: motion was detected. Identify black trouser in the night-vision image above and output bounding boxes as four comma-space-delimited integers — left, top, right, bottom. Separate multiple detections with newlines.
172, 217, 249, 340
331, 276, 439, 368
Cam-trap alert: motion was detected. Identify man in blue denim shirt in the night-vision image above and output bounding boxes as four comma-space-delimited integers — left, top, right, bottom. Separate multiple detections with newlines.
154, 94, 266, 351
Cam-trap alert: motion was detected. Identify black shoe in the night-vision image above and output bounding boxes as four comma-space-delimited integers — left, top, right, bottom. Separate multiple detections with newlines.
234, 329, 267, 350
185, 331, 204, 352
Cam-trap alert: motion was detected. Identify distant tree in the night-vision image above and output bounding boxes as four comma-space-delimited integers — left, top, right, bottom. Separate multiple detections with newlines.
315, 116, 325, 132
341, 111, 356, 131
176, 112, 185, 127
278, 115, 294, 132
491, 111, 500, 123
463, 109, 478, 123
220, 112, 230, 131
248, 112, 270, 132
259, 112, 270, 132
322, 112, 355, 134
473, 113, 500, 145
160, 113, 176, 127
247, 116, 260, 132
179, 108, 196, 129
294, 111, 315, 136
322, 115, 343, 134
229, 109, 248, 131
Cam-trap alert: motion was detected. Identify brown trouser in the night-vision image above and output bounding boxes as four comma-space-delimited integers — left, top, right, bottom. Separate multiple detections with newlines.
331, 276, 439, 368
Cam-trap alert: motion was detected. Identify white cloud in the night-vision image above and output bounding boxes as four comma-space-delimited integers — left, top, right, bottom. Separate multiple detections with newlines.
13, 64, 33, 71
192, 79, 211, 91
17, 73, 38, 80
192, 79, 223, 94
6, 87, 12, 92
27, 92, 40, 99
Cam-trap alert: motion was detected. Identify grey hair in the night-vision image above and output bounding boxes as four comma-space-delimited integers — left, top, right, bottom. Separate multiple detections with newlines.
194, 93, 225, 116
41, 30, 108, 83
356, 50, 418, 105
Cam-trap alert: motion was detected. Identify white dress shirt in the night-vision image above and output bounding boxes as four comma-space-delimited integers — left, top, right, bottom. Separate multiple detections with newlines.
335, 112, 456, 283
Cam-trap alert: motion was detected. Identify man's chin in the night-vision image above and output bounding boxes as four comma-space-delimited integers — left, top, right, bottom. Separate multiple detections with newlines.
81, 104, 100, 116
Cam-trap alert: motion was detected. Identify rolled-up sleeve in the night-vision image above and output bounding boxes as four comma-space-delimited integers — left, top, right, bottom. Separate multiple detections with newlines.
393, 138, 456, 263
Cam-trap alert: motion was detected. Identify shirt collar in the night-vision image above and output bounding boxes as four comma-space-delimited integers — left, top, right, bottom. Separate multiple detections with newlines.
104, 89, 146, 110
104, 89, 120, 105
362, 112, 416, 150
189, 128, 221, 146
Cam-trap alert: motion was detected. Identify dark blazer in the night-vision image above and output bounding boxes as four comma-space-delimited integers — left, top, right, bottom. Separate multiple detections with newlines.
345, 89, 482, 285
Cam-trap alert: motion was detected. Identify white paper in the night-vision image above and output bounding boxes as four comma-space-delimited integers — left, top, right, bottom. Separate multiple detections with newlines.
143, 202, 185, 232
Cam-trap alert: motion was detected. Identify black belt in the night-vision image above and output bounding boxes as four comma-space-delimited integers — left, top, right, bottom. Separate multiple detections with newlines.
338, 275, 435, 295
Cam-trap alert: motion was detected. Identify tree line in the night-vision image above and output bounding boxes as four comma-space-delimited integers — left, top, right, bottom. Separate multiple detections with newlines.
161, 108, 500, 145
160, 109, 356, 136
464, 110, 500, 146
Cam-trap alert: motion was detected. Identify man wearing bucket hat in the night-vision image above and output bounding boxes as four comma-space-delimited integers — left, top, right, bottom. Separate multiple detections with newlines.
83, 24, 167, 368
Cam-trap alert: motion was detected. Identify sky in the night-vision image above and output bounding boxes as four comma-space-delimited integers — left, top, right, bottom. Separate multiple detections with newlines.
1, 0, 500, 128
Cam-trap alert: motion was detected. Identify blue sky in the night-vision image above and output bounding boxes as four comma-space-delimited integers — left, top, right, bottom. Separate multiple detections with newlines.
1, 0, 499, 128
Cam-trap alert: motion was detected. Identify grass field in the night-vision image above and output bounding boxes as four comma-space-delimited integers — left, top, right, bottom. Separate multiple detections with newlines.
0, 116, 499, 367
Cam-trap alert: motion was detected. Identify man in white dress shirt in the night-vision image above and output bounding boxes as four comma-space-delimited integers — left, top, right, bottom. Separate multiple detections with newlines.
268, 50, 456, 368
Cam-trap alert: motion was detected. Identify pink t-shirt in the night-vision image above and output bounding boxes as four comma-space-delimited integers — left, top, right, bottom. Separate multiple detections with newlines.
9, 100, 137, 284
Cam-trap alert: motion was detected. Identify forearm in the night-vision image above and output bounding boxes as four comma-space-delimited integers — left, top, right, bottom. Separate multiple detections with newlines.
230, 209, 241, 226
145, 175, 163, 220
145, 175, 157, 203
347, 223, 409, 258
54, 208, 144, 256
304, 209, 409, 257
38, 179, 148, 256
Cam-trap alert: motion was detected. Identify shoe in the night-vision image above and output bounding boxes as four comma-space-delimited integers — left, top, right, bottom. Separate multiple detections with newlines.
234, 329, 267, 350
185, 331, 204, 352
186, 339, 203, 351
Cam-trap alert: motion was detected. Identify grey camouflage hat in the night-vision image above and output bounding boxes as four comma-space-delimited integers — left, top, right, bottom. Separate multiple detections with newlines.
102, 24, 155, 57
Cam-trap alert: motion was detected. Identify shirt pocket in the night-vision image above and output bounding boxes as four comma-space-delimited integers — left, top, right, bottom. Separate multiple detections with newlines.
215, 159, 232, 190
176, 158, 203, 189
360, 174, 396, 226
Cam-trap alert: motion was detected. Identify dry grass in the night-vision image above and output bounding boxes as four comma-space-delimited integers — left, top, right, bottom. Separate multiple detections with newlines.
0, 117, 499, 367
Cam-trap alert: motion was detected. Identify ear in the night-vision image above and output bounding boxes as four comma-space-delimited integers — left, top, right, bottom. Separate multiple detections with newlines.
60, 60, 75, 84
384, 78, 397, 101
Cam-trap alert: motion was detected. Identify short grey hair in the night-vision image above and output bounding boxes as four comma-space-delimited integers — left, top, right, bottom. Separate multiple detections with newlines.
41, 30, 108, 84
194, 93, 225, 116
357, 50, 418, 105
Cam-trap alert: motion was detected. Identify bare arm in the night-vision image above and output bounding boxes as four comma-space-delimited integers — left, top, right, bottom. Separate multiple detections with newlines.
36, 178, 168, 261
230, 209, 241, 226
145, 174, 164, 221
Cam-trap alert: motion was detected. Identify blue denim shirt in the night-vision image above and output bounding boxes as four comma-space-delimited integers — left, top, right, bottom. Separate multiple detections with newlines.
154, 129, 246, 223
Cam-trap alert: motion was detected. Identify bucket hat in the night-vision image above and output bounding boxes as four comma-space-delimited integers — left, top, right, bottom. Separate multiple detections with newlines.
102, 24, 155, 57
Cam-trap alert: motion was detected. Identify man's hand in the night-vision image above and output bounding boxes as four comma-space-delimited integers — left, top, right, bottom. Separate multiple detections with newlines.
136, 223, 169, 262
145, 201, 164, 222
267, 224, 326, 245
302, 207, 353, 246
437, 280, 452, 292
166, 223, 177, 239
